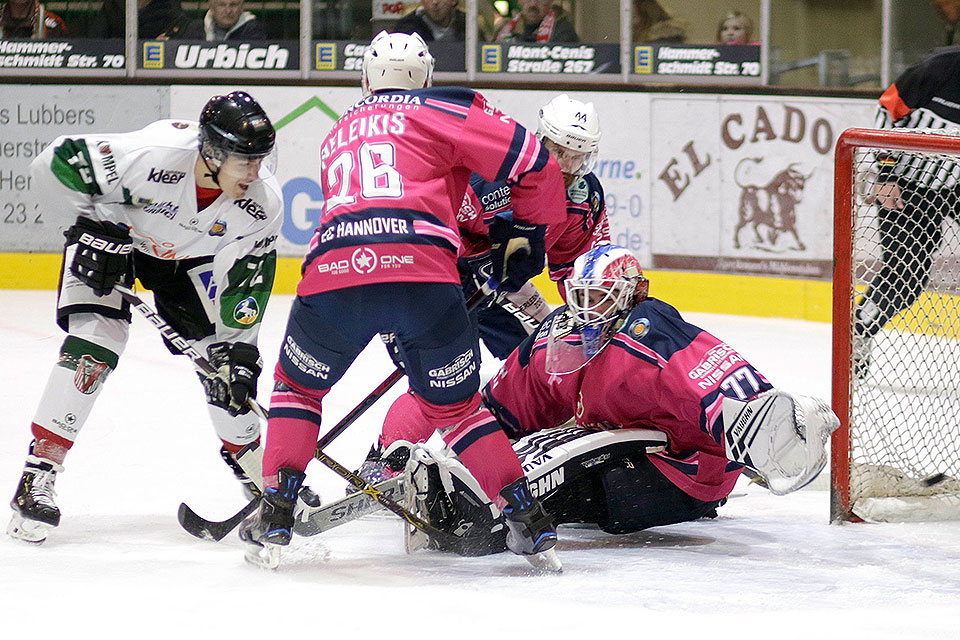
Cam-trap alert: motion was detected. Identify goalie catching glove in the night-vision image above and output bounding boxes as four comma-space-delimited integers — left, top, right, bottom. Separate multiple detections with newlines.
202, 342, 262, 416
64, 216, 133, 297
488, 216, 547, 293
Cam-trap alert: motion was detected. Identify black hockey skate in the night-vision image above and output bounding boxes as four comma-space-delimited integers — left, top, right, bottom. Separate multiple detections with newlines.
8, 446, 63, 544
500, 477, 562, 573
239, 467, 304, 569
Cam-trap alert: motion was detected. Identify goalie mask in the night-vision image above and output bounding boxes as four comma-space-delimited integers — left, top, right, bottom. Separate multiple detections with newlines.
361, 31, 435, 97
546, 245, 649, 375
536, 94, 600, 184
199, 91, 278, 185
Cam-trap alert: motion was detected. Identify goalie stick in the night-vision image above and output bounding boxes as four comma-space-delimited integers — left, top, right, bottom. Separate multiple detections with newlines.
174, 281, 498, 541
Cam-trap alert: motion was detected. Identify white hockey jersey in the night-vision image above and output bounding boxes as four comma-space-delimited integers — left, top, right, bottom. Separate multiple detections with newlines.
32, 119, 283, 345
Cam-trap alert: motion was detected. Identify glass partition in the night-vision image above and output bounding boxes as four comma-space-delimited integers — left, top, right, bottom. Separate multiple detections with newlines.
138, 0, 301, 74
0, 0, 125, 75
478, 0, 622, 79
889, 0, 953, 80
768, 0, 881, 88
630, 0, 762, 85
312, 0, 464, 76
0, 0, 940, 86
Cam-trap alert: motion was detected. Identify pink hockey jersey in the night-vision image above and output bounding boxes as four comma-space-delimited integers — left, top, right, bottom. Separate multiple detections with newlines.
299, 87, 566, 296
544, 171, 610, 296
482, 297, 773, 501
455, 170, 610, 296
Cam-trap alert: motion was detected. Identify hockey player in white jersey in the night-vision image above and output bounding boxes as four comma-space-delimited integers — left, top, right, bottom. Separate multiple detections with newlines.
8, 91, 283, 544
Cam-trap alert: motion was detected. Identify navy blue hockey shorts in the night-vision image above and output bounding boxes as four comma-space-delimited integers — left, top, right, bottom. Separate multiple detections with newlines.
278, 282, 482, 406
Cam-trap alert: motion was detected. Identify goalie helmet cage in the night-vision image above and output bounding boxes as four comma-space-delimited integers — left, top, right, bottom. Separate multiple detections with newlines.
832, 127, 960, 523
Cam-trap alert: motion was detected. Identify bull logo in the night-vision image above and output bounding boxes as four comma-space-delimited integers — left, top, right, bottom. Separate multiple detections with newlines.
733, 158, 812, 252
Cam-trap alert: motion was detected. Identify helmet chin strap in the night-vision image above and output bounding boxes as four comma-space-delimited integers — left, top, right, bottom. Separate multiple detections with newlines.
200, 154, 222, 187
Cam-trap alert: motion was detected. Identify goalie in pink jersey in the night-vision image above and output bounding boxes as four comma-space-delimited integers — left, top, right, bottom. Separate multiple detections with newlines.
239, 31, 567, 571
377, 244, 839, 555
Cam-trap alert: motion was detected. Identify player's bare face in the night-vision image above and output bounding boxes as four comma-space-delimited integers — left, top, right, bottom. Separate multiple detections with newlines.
543, 139, 586, 186
218, 155, 263, 198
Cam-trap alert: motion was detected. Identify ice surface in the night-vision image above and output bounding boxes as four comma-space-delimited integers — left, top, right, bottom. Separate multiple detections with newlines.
1, 291, 958, 638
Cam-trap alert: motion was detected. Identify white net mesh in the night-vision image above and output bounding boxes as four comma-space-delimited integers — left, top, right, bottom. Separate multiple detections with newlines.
845, 129, 960, 519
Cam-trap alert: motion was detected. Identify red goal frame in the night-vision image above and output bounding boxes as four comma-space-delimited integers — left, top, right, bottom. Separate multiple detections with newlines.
831, 127, 960, 522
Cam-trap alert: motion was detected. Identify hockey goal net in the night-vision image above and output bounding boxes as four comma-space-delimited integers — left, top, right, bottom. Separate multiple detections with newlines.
832, 127, 960, 523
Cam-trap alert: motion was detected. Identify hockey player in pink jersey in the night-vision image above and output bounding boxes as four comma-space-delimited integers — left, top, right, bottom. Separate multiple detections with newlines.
239, 31, 567, 571
394, 244, 839, 554
364, 94, 609, 454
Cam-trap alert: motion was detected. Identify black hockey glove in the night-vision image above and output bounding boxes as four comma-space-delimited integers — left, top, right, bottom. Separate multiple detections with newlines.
457, 252, 495, 303
488, 217, 546, 293
64, 216, 133, 297
203, 342, 262, 416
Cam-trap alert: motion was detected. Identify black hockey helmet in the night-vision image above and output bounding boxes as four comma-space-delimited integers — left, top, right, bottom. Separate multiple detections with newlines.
198, 91, 277, 184
199, 91, 275, 157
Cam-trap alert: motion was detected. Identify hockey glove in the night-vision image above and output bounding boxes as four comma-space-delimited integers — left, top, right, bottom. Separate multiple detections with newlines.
457, 252, 495, 303
203, 342, 263, 416
488, 217, 547, 293
64, 216, 133, 297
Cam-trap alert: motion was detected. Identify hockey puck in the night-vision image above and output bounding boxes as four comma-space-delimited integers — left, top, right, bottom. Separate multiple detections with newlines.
923, 472, 947, 487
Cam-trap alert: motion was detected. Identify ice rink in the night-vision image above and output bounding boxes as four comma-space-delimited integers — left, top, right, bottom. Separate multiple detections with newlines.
1, 290, 958, 639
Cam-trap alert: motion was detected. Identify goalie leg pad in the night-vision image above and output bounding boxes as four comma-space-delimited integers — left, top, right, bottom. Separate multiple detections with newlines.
405, 445, 507, 556
722, 391, 839, 496
597, 456, 724, 534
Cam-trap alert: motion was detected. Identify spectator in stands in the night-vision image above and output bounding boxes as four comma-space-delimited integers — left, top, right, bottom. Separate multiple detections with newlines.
495, 0, 578, 43
203, 0, 265, 40
716, 10, 756, 45
632, 0, 686, 44
92, 0, 203, 39
394, 0, 465, 42
0, 0, 67, 37
932, 0, 960, 44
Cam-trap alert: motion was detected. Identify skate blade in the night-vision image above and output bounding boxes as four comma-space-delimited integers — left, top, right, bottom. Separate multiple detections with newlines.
7, 513, 52, 544
524, 548, 562, 574
244, 542, 281, 570
404, 524, 430, 554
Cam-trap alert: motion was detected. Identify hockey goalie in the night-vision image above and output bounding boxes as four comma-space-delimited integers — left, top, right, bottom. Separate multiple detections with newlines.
363, 244, 840, 555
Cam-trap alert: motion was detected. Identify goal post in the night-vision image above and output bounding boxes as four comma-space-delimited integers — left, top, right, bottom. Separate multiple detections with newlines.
832, 127, 960, 523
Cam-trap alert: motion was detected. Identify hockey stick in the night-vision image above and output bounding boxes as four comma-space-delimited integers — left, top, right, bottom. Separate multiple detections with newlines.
492, 294, 541, 332
113, 284, 268, 421
176, 370, 405, 541
175, 281, 497, 541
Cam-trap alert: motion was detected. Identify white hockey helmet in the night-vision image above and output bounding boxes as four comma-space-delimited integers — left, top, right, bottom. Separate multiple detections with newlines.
546, 245, 649, 375
536, 94, 601, 178
569, 244, 648, 346
361, 31, 435, 97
